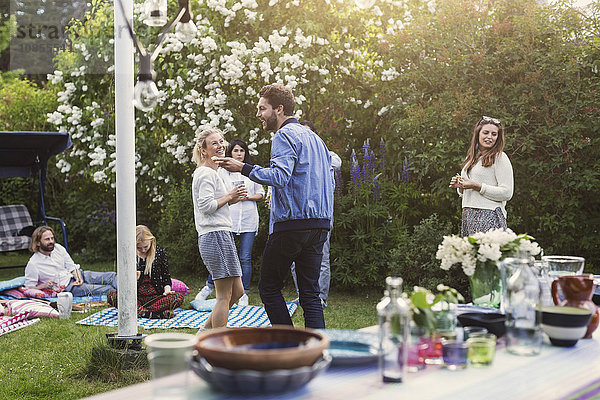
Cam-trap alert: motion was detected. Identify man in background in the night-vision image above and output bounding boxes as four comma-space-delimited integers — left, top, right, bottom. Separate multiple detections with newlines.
25, 226, 118, 296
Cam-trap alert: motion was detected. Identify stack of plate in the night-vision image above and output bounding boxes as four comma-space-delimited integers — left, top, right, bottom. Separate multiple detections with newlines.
191, 353, 331, 394
193, 326, 331, 394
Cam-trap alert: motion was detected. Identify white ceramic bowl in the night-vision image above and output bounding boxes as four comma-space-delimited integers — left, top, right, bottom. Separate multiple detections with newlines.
540, 324, 588, 347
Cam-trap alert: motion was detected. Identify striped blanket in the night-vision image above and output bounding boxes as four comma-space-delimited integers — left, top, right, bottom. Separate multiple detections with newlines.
76, 302, 297, 329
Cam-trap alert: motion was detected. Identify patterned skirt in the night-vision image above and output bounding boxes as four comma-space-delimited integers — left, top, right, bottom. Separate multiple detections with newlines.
198, 230, 242, 280
461, 207, 507, 237
106, 275, 184, 316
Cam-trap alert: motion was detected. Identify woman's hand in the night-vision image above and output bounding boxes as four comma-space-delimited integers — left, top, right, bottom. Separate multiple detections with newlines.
460, 176, 481, 192
228, 184, 247, 204
449, 174, 462, 189
163, 286, 175, 295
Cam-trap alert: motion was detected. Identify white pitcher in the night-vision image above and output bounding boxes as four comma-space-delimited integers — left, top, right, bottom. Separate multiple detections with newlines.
57, 291, 73, 319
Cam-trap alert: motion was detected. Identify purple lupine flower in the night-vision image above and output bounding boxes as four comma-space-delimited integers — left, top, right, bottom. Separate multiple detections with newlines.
334, 169, 343, 197
350, 149, 361, 194
372, 173, 381, 201
90, 202, 117, 225
362, 139, 374, 185
400, 153, 411, 183
379, 138, 386, 174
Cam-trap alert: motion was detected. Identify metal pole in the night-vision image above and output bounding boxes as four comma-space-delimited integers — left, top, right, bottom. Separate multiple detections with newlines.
114, 0, 137, 337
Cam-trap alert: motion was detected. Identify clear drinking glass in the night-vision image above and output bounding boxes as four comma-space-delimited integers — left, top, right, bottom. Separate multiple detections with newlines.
145, 333, 196, 399
543, 256, 585, 281
442, 340, 468, 370
467, 333, 497, 367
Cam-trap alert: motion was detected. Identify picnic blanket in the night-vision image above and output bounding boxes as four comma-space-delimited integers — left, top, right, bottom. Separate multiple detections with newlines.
0, 312, 41, 336
76, 302, 298, 329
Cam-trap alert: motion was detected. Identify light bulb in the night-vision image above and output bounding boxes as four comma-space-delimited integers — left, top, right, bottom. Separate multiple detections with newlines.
355, 0, 375, 9
175, 21, 198, 43
144, 0, 168, 26
134, 80, 160, 112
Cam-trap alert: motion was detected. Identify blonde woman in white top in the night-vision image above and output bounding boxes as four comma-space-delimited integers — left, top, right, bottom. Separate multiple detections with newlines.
449, 116, 514, 236
192, 128, 246, 329
196, 139, 265, 306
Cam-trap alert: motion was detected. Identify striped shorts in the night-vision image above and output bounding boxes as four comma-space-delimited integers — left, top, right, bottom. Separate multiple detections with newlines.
198, 230, 242, 280
461, 207, 507, 237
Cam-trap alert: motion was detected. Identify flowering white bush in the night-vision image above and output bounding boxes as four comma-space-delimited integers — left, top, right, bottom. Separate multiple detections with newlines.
436, 228, 542, 276
45, 0, 424, 205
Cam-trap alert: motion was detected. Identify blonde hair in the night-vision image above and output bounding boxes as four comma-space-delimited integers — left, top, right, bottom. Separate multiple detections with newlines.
193, 128, 225, 167
136, 225, 156, 277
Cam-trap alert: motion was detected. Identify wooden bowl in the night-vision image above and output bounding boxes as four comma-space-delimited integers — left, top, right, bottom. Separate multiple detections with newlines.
195, 326, 330, 371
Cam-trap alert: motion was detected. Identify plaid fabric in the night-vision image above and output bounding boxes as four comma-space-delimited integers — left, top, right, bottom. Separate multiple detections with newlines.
0, 205, 33, 251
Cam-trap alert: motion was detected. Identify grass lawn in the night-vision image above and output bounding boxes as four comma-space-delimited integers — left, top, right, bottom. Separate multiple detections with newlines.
0, 253, 380, 400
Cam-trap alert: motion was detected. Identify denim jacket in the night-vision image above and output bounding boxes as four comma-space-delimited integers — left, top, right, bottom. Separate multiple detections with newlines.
242, 118, 334, 233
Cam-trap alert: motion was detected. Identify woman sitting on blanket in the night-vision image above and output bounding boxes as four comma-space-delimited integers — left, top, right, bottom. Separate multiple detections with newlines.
107, 225, 184, 319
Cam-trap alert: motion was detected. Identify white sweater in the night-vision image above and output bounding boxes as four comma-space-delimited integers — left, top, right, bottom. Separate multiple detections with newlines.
459, 152, 514, 217
192, 166, 232, 236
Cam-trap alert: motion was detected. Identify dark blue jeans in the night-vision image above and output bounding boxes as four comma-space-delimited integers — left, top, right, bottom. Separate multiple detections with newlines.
259, 228, 328, 329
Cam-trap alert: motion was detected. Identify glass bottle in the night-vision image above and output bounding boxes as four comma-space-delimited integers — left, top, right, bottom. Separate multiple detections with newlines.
500, 254, 542, 356
377, 276, 410, 383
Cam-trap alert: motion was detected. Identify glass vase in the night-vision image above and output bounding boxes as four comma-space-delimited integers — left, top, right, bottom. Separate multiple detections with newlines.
469, 262, 502, 308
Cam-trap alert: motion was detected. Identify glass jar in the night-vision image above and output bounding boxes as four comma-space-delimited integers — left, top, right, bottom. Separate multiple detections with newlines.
500, 255, 542, 356
377, 277, 410, 382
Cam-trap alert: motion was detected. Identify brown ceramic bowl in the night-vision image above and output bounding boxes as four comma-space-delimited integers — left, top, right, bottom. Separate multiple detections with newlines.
195, 326, 330, 371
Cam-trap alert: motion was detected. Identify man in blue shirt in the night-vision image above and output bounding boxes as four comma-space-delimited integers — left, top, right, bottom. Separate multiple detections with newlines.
216, 84, 334, 329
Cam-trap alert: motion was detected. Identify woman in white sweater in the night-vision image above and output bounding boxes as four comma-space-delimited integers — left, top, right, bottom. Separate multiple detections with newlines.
449, 116, 514, 236
192, 128, 246, 329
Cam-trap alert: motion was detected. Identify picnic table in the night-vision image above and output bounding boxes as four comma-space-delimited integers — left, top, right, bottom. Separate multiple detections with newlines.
82, 325, 600, 400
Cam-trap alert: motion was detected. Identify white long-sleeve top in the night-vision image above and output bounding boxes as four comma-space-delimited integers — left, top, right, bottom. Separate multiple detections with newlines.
25, 243, 80, 288
459, 152, 514, 217
220, 169, 265, 234
192, 166, 232, 237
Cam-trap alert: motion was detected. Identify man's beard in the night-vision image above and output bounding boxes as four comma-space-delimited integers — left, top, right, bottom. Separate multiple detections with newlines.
265, 113, 278, 131
40, 243, 54, 252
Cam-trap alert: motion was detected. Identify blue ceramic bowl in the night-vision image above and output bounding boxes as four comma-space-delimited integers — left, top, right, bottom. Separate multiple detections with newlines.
191, 353, 331, 394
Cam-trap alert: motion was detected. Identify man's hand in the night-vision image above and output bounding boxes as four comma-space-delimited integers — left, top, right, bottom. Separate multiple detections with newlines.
213, 156, 244, 172
42, 281, 56, 290
72, 270, 84, 286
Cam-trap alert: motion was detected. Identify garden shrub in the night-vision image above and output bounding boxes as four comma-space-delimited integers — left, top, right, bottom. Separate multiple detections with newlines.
47, 173, 117, 262
0, 76, 57, 131
388, 214, 470, 300
3, 0, 595, 277
157, 180, 203, 277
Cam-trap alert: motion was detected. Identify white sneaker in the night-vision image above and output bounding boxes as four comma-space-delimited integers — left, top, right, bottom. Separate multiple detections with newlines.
238, 293, 249, 306
195, 285, 213, 301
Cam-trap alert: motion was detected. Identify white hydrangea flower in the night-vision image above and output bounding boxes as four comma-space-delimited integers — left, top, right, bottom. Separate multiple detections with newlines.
268, 30, 289, 53
93, 171, 107, 183
381, 67, 400, 81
